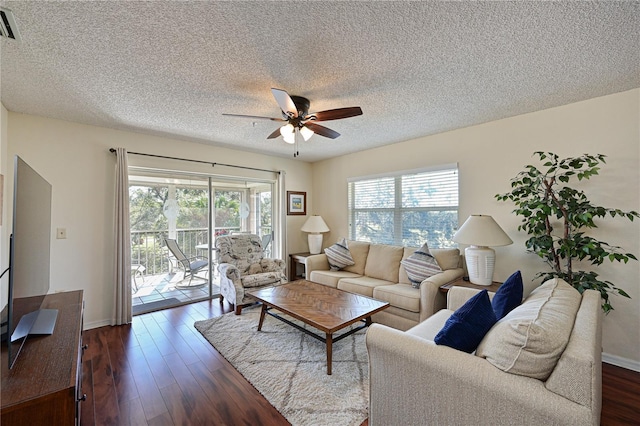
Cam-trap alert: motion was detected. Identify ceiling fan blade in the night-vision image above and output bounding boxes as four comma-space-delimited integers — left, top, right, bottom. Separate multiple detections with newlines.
308, 106, 363, 122
271, 88, 298, 118
222, 113, 284, 121
304, 122, 340, 139
267, 128, 282, 139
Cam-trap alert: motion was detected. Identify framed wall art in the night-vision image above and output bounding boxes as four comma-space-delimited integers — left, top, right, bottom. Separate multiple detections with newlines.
287, 191, 306, 215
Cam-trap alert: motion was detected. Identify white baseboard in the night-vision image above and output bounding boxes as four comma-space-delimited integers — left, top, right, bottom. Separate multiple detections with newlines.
603, 352, 640, 372
83, 319, 112, 330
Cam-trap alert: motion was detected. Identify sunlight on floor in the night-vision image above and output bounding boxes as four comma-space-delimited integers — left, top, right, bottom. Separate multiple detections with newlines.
132, 272, 220, 313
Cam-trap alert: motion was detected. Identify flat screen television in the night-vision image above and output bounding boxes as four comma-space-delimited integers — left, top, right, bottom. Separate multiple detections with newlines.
2, 155, 55, 369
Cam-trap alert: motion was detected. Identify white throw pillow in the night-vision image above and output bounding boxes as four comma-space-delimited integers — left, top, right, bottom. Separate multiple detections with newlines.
476, 278, 581, 380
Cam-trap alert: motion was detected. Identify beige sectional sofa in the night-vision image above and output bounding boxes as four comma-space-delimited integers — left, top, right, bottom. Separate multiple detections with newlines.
305, 240, 464, 330
366, 279, 602, 425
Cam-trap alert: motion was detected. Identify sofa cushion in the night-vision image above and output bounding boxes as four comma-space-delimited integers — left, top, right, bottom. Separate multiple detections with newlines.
309, 270, 362, 288
373, 284, 420, 313
342, 240, 370, 275
324, 238, 355, 270
400, 242, 442, 288
434, 290, 496, 353
476, 278, 581, 380
338, 276, 394, 298
492, 270, 523, 319
406, 309, 453, 340
365, 244, 404, 282
430, 248, 461, 271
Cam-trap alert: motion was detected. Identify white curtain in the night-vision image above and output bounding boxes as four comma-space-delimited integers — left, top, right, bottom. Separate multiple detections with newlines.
112, 148, 132, 325
275, 170, 287, 261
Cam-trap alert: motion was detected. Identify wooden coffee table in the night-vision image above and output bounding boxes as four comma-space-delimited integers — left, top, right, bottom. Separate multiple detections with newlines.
247, 280, 389, 375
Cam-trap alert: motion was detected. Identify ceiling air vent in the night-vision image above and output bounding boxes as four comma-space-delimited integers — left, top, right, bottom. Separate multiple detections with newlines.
0, 7, 21, 42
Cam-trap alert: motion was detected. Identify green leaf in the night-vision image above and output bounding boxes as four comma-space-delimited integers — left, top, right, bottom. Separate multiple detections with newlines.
496, 151, 637, 313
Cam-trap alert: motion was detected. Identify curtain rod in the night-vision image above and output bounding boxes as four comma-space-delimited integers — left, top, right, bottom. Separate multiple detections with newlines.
109, 148, 280, 174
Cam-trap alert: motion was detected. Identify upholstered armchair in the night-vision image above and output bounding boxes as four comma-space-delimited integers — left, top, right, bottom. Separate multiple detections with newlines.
215, 234, 287, 315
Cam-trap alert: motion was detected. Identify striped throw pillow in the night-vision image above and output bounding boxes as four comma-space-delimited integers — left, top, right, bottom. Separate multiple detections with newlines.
324, 238, 355, 270
401, 242, 442, 288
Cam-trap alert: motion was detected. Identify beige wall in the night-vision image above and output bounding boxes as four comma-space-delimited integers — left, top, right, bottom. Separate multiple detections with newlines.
4, 112, 313, 328
312, 89, 640, 368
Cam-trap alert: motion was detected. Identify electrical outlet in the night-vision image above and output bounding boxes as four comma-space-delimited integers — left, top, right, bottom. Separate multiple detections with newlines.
56, 228, 67, 239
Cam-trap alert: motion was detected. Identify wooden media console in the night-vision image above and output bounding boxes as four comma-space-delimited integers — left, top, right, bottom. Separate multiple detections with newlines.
1, 290, 85, 425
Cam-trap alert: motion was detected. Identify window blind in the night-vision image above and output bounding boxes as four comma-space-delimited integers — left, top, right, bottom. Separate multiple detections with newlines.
348, 166, 459, 248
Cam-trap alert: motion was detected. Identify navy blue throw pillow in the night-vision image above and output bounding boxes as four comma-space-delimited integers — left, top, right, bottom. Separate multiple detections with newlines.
434, 290, 497, 353
492, 270, 524, 320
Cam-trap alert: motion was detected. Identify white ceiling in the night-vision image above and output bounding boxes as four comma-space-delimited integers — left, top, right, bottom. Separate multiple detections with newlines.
1, 1, 639, 163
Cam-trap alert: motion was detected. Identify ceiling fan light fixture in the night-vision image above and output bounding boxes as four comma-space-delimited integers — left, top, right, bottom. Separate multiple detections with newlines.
223, 88, 362, 149
280, 123, 294, 136
300, 126, 314, 141
283, 132, 295, 144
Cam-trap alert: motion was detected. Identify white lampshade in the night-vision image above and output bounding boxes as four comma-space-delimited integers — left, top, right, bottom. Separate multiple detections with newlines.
301, 215, 330, 254
453, 215, 513, 286
299, 125, 314, 141
280, 124, 295, 144
283, 132, 295, 144
301, 215, 330, 233
280, 123, 294, 136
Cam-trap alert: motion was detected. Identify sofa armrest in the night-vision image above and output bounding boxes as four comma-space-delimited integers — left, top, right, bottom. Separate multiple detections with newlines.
446, 286, 497, 311
422, 268, 465, 287
217, 262, 245, 303
218, 262, 240, 281
366, 323, 595, 426
419, 268, 464, 321
259, 258, 287, 273
447, 286, 481, 310
305, 253, 330, 276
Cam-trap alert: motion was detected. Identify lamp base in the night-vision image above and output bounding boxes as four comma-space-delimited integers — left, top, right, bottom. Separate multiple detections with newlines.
464, 246, 496, 286
308, 234, 323, 255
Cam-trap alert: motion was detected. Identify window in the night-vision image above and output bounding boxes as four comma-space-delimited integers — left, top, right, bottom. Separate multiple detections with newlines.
128, 168, 275, 313
348, 165, 459, 248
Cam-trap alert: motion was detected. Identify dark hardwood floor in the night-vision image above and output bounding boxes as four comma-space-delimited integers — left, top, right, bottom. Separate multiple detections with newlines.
601, 363, 640, 424
81, 300, 287, 426
81, 299, 640, 426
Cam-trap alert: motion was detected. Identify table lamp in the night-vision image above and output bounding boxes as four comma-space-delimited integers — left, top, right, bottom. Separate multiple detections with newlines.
452, 215, 513, 286
301, 215, 330, 254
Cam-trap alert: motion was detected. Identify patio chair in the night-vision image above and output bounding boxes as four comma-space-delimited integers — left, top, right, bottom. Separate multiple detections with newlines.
164, 238, 209, 288
131, 264, 146, 292
216, 233, 286, 315
261, 233, 272, 257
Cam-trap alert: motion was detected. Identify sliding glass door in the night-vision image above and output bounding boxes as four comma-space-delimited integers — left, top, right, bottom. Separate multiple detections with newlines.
129, 168, 274, 314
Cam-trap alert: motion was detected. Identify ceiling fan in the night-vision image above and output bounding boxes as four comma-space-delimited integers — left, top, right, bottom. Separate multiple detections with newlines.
223, 88, 363, 146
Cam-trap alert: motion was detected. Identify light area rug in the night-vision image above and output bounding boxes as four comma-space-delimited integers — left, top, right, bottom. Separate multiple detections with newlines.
194, 307, 368, 426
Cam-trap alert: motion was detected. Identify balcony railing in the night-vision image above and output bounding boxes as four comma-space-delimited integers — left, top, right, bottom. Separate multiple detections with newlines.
131, 226, 271, 276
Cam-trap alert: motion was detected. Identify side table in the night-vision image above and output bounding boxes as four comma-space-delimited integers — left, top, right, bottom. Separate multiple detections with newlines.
439, 277, 502, 294
289, 252, 312, 281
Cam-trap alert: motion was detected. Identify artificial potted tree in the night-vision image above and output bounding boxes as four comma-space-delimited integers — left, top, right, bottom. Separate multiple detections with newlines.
496, 151, 639, 313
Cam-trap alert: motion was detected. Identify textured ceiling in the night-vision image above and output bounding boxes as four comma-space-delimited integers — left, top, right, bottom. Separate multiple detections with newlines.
1, 1, 639, 162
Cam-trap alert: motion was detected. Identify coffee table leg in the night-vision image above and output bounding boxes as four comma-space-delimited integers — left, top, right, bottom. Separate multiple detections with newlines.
326, 333, 333, 375
257, 304, 267, 331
